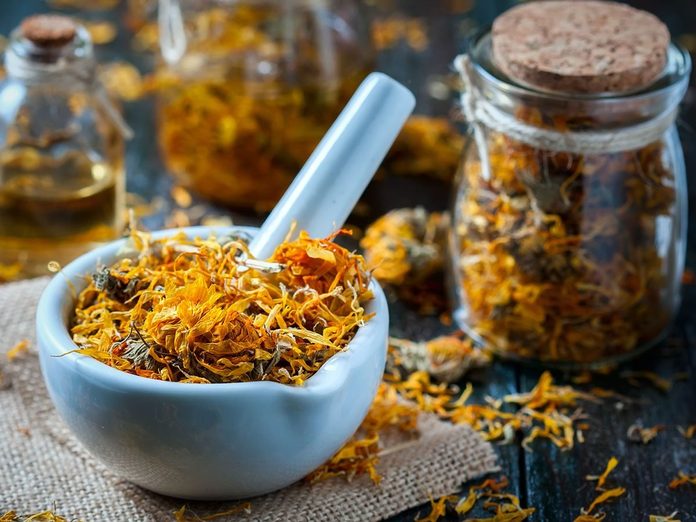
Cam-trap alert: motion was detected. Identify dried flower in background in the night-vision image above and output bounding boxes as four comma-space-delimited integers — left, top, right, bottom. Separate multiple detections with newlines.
47, 0, 119, 10
620, 371, 674, 393
371, 17, 428, 52
77, 19, 117, 45
98, 61, 145, 101
677, 424, 696, 439
453, 110, 678, 364
381, 116, 463, 181
0, 263, 22, 283
361, 207, 448, 286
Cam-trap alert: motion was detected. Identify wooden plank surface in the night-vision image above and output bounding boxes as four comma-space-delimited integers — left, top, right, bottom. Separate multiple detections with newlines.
1, 0, 694, 520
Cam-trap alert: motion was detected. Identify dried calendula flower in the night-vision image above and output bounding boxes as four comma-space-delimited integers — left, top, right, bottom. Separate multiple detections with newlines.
170, 185, 193, 208
307, 382, 419, 484
71, 229, 373, 384
371, 17, 429, 52
585, 457, 618, 490
668, 472, 696, 489
677, 424, 696, 439
77, 19, 117, 45
454, 113, 680, 365
455, 476, 536, 520
626, 423, 665, 444
361, 207, 448, 286
153, 5, 370, 212
388, 334, 491, 383
0, 510, 71, 522
6, 339, 29, 361
0, 262, 23, 283
621, 371, 673, 393
98, 61, 145, 101
173, 503, 251, 521
414, 477, 535, 522
389, 370, 595, 451
575, 458, 625, 521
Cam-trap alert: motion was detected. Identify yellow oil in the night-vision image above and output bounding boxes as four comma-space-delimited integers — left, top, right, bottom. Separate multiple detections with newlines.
0, 149, 124, 279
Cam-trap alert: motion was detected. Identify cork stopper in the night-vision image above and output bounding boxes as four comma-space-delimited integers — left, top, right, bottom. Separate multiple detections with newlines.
20, 14, 77, 48
491, 1, 670, 94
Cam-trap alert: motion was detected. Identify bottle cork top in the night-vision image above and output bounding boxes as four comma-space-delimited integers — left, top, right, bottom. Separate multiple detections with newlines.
491, 1, 670, 94
20, 14, 77, 48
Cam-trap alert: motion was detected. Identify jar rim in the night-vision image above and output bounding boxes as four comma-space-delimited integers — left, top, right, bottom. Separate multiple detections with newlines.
466, 28, 692, 104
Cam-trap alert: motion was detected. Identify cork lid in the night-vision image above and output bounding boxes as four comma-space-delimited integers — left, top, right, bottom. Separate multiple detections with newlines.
491, 1, 670, 94
20, 14, 77, 48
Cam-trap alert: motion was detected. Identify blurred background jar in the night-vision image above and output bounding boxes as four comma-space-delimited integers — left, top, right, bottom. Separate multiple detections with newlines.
0, 15, 128, 280
155, 0, 373, 212
450, 2, 691, 368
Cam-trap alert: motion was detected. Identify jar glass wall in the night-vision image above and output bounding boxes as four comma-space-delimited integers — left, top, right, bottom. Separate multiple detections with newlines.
450, 33, 691, 367
156, 0, 373, 212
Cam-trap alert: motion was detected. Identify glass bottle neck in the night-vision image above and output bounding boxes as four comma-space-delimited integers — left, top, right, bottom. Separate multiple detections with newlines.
4, 26, 96, 86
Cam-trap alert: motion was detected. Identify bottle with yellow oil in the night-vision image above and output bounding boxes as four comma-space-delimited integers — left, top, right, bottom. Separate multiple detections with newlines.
0, 15, 129, 280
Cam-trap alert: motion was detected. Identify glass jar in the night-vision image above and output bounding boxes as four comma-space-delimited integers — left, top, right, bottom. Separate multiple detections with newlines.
450, 32, 691, 367
156, 0, 373, 212
0, 15, 128, 280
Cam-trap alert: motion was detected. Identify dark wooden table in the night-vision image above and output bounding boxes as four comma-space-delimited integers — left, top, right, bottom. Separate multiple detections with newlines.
2, 1, 694, 520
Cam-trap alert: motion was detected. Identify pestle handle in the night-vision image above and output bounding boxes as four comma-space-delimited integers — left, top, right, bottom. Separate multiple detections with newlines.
249, 72, 415, 259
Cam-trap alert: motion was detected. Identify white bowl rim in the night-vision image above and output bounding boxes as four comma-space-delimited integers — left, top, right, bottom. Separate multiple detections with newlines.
37, 226, 388, 399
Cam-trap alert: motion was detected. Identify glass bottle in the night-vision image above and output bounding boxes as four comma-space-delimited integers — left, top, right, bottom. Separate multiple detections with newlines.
450, 31, 691, 368
156, 0, 373, 212
0, 15, 129, 280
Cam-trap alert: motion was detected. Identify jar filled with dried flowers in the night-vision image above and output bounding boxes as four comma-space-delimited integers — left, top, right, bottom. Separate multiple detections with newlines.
450, 1, 691, 367
155, 0, 373, 212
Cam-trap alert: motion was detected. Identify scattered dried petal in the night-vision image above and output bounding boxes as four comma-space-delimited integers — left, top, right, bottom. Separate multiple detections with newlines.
415, 495, 457, 522
677, 424, 696, 439
6, 339, 29, 362
585, 456, 618, 490
99, 62, 144, 101
77, 19, 117, 45
668, 472, 696, 490
585, 487, 626, 514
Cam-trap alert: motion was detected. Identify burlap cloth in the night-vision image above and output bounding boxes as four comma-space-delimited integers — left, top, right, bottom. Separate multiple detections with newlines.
0, 277, 498, 521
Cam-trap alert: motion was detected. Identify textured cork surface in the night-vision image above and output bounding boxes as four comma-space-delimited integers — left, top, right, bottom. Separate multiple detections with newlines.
21, 14, 76, 47
491, 0, 670, 94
